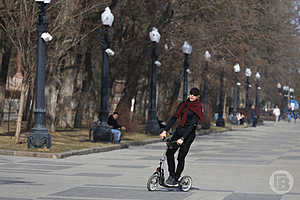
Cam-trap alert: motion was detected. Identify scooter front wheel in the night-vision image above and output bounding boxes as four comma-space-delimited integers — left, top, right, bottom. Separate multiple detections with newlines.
147, 174, 160, 191
179, 176, 192, 192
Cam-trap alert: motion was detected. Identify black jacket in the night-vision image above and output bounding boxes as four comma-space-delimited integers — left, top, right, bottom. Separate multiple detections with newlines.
108, 115, 121, 129
164, 101, 201, 140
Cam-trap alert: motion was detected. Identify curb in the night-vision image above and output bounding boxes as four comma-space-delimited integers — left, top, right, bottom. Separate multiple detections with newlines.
0, 128, 231, 159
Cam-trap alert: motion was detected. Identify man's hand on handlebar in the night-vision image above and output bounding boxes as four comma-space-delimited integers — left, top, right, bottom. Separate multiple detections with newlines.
160, 130, 167, 140
176, 138, 183, 145
160, 131, 183, 146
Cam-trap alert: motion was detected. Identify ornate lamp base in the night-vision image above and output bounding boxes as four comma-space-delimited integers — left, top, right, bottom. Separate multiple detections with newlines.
28, 128, 51, 149
231, 116, 239, 125
216, 117, 225, 127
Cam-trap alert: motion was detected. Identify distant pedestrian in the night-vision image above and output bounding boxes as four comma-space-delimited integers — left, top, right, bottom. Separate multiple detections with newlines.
251, 105, 257, 127
228, 112, 233, 124
287, 105, 292, 122
239, 112, 245, 125
290, 109, 298, 123
214, 113, 218, 125
273, 105, 280, 125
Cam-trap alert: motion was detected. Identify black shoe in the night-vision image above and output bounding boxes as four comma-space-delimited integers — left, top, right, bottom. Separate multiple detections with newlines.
165, 176, 178, 186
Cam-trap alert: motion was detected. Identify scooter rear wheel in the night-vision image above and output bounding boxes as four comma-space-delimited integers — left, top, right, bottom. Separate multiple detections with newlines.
179, 176, 192, 192
147, 174, 160, 191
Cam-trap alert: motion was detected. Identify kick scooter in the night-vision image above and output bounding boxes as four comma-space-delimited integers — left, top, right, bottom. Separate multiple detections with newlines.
147, 138, 192, 192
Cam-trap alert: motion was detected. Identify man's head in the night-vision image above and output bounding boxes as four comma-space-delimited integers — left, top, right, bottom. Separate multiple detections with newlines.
112, 111, 119, 119
189, 87, 200, 102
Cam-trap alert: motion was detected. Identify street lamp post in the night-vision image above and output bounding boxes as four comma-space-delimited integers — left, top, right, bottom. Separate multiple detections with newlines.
282, 86, 289, 118
216, 59, 225, 127
146, 27, 161, 135
182, 41, 192, 100
93, 7, 115, 142
282, 86, 290, 118
255, 72, 261, 109
245, 68, 252, 121
232, 63, 240, 125
28, 0, 52, 149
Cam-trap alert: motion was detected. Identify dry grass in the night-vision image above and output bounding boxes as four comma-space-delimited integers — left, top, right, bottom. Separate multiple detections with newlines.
0, 121, 231, 154
0, 121, 157, 153
210, 124, 231, 132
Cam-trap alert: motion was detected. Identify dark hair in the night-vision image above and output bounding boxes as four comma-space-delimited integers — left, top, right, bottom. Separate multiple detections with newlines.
189, 87, 200, 96
113, 111, 119, 115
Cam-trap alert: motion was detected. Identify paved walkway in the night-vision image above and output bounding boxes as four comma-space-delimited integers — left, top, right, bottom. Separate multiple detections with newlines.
0, 121, 299, 200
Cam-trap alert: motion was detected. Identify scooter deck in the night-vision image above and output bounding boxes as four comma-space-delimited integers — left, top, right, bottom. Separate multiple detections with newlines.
160, 182, 179, 188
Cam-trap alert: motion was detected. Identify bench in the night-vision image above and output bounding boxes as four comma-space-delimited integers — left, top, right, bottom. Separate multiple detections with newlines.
89, 121, 114, 143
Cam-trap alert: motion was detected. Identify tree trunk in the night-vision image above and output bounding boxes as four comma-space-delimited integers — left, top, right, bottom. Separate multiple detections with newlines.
25, 78, 35, 131
45, 76, 61, 132
57, 67, 77, 128
23, 86, 31, 121
115, 67, 141, 132
15, 83, 27, 144
158, 80, 181, 122
53, 0, 82, 129
74, 50, 92, 128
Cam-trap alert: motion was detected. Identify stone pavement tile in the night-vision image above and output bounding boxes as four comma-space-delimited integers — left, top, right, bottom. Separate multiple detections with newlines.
70, 173, 122, 177
223, 193, 282, 200
190, 153, 259, 158
195, 158, 273, 165
107, 164, 148, 168
0, 177, 37, 185
19, 160, 82, 166
288, 149, 300, 153
281, 194, 300, 200
0, 198, 32, 200
183, 191, 231, 200
39, 198, 90, 200
279, 156, 300, 160
49, 184, 192, 200
0, 168, 52, 174
39, 198, 119, 200
0, 163, 73, 171
139, 155, 162, 160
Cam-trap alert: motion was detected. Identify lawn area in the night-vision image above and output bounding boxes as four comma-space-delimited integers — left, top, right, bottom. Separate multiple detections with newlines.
0, 121, 157, 153
0, 120, 231, 154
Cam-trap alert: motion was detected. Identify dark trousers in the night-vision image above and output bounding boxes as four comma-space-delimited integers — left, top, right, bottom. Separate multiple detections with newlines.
166, 133, 195, 180
252, 118, 257, 127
